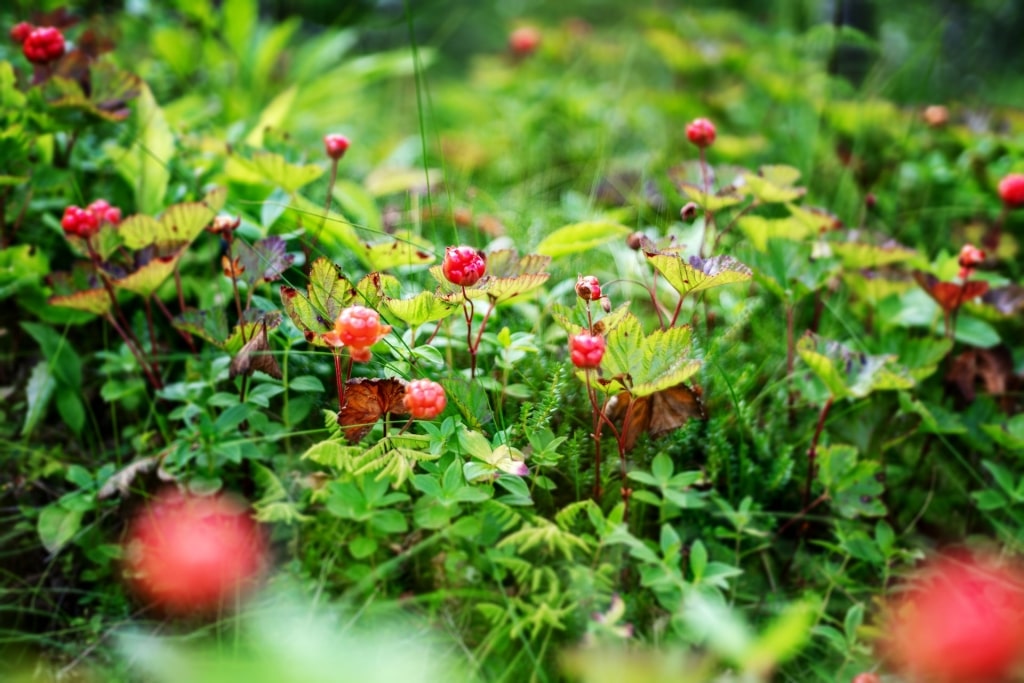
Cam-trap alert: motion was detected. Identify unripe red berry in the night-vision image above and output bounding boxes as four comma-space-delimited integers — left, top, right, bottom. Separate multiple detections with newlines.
10, 22, 33, 44
22, 26, 65, 64
442, 246, 486, 287
575, 275, 601, 301
123, 489, 266, 615
686, 118, 716, 148
570, 333, 605, 369
61, 205, 100, 238
87, 199, 122, 225
958, 244, 985, 269
998, 173, 1024, 208
404, 379, 447, 420
323, 133, 350, 161
680, 201, 699, 221
323, 305, 391, 350
509, 26, 541, 57
865, 193, 877, 209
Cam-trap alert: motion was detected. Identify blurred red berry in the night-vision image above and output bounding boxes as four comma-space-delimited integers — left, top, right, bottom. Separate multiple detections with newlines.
323, 133, 350, 161
442, 246, 486, 287
923, 104, 949, 128
61, 205, 100, 238
575, 275, 601, 301
349, 346, 372, 363
123, 489, 266, 614
10, 22, 33, 44
958, 244, 985, 269
850, 674, 880, 683
570, 333, 605, 369
686, 118, 716, 148
882, 552, 1024, 683
22, 26, 65, 64
87, 199, 122, 225
209, 214, 242, 235
509, 26, 541, 57
322, 305, 391, 350
404, 379, 447, 420
998, 173, 1024, 208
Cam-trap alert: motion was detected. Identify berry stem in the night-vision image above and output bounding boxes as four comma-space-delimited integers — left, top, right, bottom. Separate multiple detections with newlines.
332, 349, 345, 412
312, 158, 340, 255
172, 264, 196, 351
583, 370, 603, 500
802, 395, 834, 510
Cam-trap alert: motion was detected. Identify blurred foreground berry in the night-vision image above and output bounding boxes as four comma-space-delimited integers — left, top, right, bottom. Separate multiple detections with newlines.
957, 244, 985, 270
570, 333, 605, 369
686, 117, 716, 148
404, 379, 447, 420
123, 490, 266, 615
922, 104, 949, 128
323, 133, 350, 161
850, 674, 880, 683
998, 173, 1024, 208
23, 26, 65, 64
881, 552, 1024, 682
87, 199, 122, 225
575, 275, 601, 301
443, 246, 486, 287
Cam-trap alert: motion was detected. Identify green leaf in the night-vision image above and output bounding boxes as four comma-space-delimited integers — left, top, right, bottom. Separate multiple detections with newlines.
280, 257, 355, 345
111, 252, 184, 297
234, 236, 295, 288
743, 169, 806, 203
245, 85, 296, 147
679, 184, 747, 212
38, 503, 84, 554
105, 84, 173, 214
743, 600, 817, 673
173, 307, 230, 348
360, 231, 435, 271
230, 151, 324, 193
646, 252, 752, 298
20, 322, 81, 387
535, 221, 632, 258
954, 315, 1001, 348
982, 415, 1024, 452
737, 215, 815, 252
119, 201, 216, 251
48, 287, 112, 316
829, 239, 916, 269
289, 375, 324, 392
818, 444, 886, 518
56, 391, 85, 435
442, 377, 492, 429
382, 291, 460, 327
22, 361, 56, 436
797, 333, 915, 400
598, 311, 700, 396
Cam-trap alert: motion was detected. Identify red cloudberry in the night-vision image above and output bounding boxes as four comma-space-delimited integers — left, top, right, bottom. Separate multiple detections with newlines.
882, 553, 1024, 683
850, 675, 880, 683
404, 379, 447, 420
322, 305, 391, 350
509, 26, 541, 57
87, 199, 122, 225
998, 173, 1024, 208
442, 246, 486, 287
61, 205, 100, 238
570, 333, 605, 369
575, 275, 601, 301
22, 26, 65, 64
349, 346, 372, 363
123, 489, 266, 615
680, 201, 699, 221
10, 22, 33, 44
686, 118, 716, 148
323, 133, 350, 161
958, 244, 985, 269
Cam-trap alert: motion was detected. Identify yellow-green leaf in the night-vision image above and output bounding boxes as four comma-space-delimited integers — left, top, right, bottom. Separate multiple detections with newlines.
535, 221, 632, 258
647, 253, 752, 297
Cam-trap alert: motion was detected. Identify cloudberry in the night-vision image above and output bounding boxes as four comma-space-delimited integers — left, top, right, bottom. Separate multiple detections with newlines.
958, 244, 985, 269
87, 199, 122, 225
61, 205, 100, 238
22, 26, 65, 64
123, 489, 266, 615
998, 173, 1024, 208
575, 275, 601, 301
404, 379, 447, 420
570, 333, 605, 369
323, 133, 350, 161
322, 305, 391, 350
686, 118, 716, 148
680, 201, 699, 221
442, 246, 486, 287
509, 26, 541, 57
10, 22, 33, 44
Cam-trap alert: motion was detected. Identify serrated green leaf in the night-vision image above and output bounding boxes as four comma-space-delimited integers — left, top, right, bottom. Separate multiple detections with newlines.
231, 151, 324, 193
646, 252, 752, 298
598, 311, 700, 396
818, 444, 885, 518
535, 220, 632, 258
173, 307, 230, 347
111, 252, 183, 297
120, 201, 215, 251
234, 236, 294, 287
360, 231, 435, 271
281, 257, 356, 345
48, 288, 111, 316
382, 290, 460, 327
680, 184, 746, 212
737, 215, 814, 251
797, 333, 915, 400
830, 239, 916, 269
743, 171, 806, 203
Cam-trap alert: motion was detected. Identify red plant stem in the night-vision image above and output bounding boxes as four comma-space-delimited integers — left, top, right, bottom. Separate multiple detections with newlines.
172, 264, 195, 350
669, 294, 685, 328
153, 296, 197, 352
584, 370, 603, 500
802, 396, 834, 509
86, 239, 148, 368
461, 287, 477, 378
470, 300, 496, 358
333, 349, 345, 412
104, 312, 162, 390
312, 159, 340, 255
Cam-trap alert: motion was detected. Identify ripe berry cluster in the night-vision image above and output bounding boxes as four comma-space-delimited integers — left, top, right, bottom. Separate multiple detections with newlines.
20, 26, 66, 64
442, 246, 486, 287
404, 379, 447, 420
60, 199, 122, 238
322, 305, 391, 362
